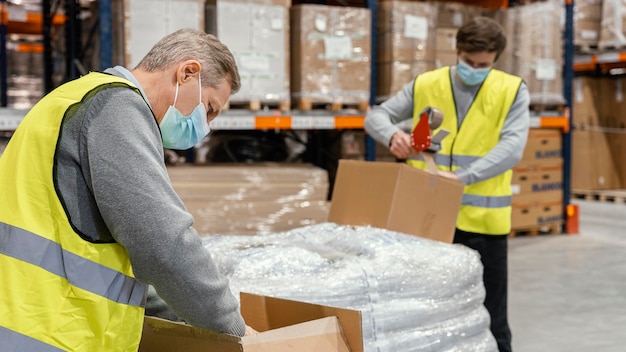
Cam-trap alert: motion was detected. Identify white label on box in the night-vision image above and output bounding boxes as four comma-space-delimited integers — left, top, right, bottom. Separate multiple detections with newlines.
511, 184, 521, 195
324, 36, 352, 60
8, 5, 28, 22
270, 17, 283, 30
315, 14, 328, 32
581, 30, 598, 40
291, 116, 315, 129
239, 55, 270, 73
403, 15, 428, 40
536, 58, 557, 80
616, 80, 624, 102
453, 13, 464, 27
575, 78, 583, 103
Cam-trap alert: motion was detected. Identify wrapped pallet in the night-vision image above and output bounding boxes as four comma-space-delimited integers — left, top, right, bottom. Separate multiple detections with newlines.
122, 0, 205, 68
167, 164, 330, 235
205, 0, 291, 110
376, 1, 437, 101
575, 0, 602, 50
290, 4, 371, 111
599, 0, 626, 49
498, 1, 565, 106
204, 223, 497, 352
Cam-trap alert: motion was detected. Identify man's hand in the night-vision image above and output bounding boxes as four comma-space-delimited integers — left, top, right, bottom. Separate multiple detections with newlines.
437, 170, 459, 180
245, 325, 258, 336
389, 131, 413, 160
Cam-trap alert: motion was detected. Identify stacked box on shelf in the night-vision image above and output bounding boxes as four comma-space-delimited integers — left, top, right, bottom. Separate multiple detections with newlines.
375, 1, 437, 101
599, 0, 626, 50
122, 0, 205, 68
511, 129, 564, 230
571, 77, 621, 190
205, 0, 291, 111
434, 2, 483, 68
574, 0, 602, 50
167, 164, 330, 236
290, 4, 371, 110
496, 1, 566, 106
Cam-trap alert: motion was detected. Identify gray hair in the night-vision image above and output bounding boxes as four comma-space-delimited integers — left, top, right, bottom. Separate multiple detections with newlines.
135, 28, 240, 94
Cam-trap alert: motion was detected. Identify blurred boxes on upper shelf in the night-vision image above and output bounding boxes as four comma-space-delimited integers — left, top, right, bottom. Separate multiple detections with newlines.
140, 292, 362, 352
434, 2, 482, 68
290, 4, 371, 108
376, 1, 437, 101
205, 0, 290, 108
122, 0, 205, 68
599, 0, 626, 50
574, 0, 602, 49
328, 159, 464, 243
494, 0, 565, 106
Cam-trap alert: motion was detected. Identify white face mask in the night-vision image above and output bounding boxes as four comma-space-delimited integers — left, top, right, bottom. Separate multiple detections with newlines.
159, 75, 210, 150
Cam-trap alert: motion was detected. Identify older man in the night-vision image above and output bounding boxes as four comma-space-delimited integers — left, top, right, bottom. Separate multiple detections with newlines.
0, 29, 246, 351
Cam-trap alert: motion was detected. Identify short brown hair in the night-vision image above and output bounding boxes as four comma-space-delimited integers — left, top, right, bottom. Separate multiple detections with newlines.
456, 17, 507, 60
135, 28, 240, 94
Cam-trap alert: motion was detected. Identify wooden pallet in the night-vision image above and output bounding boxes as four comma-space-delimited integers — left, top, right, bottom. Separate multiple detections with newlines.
529, 103, 567, 114
509, 222, 562, 238
225, 99, 291, 112
574, 43, 598, 54
293, 97, 369, 112
571, 189, 626, 204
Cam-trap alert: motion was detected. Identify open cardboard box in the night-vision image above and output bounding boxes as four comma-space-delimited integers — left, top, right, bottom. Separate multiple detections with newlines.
328, 159, 464, 243
139, 292, 363, 352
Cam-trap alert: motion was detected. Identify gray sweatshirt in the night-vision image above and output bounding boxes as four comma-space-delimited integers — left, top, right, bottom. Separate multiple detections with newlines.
365, 66, 530, 185
55, 68, 246, 336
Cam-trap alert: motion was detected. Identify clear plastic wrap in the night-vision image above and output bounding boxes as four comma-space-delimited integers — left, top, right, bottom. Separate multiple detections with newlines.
204, 223, 497, 352
599, 0, 626, 49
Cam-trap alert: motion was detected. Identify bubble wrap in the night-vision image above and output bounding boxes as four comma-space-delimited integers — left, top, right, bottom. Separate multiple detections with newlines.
203, 223, 497, 352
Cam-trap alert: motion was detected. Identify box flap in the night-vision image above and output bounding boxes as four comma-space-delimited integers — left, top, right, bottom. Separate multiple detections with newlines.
241, 292, 363, 352
139, 316, 242, 352
328, 159, 464, 243
242, 316, 350, 352
327, 159, 399, 228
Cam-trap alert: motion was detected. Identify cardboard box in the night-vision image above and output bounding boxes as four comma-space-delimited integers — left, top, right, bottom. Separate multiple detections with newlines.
122, 0, 205, 68
376, 1, 437, 99
436, 2, 482, 28
140, 292, 363, 352
512, 158, 563, 195
328, 159, 464, 243
600, 0, 626, 49
522, 128, 562, 161
205, 0, 290, 105
290, 4, 371, 105
511, 191, 563, 229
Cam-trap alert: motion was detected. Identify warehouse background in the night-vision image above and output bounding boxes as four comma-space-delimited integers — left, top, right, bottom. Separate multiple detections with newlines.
2, 0, 626, 350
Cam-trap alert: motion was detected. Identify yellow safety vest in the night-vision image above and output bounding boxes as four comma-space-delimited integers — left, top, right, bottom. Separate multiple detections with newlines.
407, 67, 522, 234
0, 72, 148, 351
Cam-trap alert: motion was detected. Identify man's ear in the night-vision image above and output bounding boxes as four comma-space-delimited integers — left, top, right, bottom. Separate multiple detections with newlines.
176, 60, 202, 84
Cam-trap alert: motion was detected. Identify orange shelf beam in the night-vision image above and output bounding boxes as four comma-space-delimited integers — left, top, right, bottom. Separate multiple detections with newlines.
1, 9, 65, 35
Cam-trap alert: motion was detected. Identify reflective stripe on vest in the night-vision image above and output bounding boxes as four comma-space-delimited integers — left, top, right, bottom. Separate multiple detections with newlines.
0, 72, 148, 351
408, 67, 522, 234
0, 327, 65, 352
0, 223, 145, 307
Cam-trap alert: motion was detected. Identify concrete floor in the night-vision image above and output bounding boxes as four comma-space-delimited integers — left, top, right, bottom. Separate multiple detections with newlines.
509, 199, 626, 351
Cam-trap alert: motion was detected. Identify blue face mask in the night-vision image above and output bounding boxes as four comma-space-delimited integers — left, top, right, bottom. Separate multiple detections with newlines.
456, 59, 491, 86
160, 75, 210, 150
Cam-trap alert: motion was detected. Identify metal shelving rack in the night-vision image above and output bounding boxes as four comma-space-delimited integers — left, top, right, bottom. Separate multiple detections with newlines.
0, 0, 577, 230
